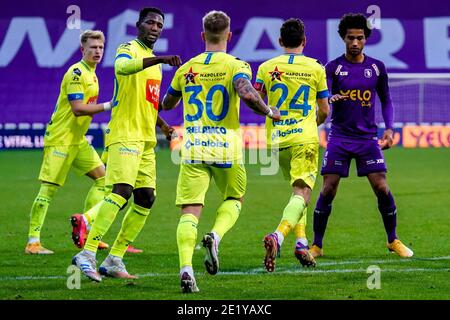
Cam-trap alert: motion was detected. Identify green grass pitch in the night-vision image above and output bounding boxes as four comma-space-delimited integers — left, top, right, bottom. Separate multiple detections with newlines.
1, 147, 449, 300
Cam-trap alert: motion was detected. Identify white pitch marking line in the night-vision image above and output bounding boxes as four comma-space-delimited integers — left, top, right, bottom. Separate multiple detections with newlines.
1, 256, 449, 282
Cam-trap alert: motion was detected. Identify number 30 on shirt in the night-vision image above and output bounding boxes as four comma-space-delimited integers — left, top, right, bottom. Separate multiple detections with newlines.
184, 85, 229, 122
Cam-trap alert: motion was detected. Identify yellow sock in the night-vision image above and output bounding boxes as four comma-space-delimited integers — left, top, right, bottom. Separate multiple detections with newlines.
294, 208, 307, 239
211, 199, 241, 239
110, 203, 150, 258
83, 201, 102, 226
177, 214, 198, 268
276, 220, 292, 238
84, 179, 109, 226
84, 193, 127, 253
28, 183, 58, 239
276, 195, 306, 238
83, 176, 105, 212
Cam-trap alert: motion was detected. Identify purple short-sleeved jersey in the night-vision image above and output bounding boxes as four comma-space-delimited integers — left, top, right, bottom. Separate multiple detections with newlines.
325, 54, 394, 141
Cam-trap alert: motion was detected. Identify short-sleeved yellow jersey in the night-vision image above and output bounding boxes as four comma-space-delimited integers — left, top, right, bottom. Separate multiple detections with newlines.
169, 51, 252, 163
44, 60, 99, 146
105, 39, 162, 147
255, 54, 329, 148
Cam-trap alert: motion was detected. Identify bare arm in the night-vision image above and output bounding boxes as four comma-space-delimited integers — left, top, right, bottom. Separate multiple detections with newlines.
316, 97, 330, 126
69, 99, 112, 117
257, 90, 267, 101
156, 114, 177, 141
233, 78, 280, 120
143, 56, 182, 69
116, 55, 182, 76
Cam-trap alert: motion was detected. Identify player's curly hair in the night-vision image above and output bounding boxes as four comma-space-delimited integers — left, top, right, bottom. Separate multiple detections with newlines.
280, 18, 305, 48
338, 13, 372, 39
138, 7, 165, 24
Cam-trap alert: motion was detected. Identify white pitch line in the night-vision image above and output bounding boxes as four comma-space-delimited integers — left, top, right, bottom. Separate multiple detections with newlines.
209, 268, 450, 276
0, 256, 449, 282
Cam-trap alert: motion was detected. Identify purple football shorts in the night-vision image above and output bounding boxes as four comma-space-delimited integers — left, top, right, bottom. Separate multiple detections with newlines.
320, 138, 387, 177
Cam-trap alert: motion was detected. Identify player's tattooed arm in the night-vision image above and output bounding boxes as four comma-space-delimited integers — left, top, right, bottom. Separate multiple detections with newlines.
233, 78, 281, 120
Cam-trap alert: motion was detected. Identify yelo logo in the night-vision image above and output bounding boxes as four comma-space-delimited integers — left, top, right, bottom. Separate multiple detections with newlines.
340, 90, 372, 107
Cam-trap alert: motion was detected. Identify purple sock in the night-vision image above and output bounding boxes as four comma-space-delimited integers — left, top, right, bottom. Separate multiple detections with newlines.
378, 191, 397, 243
313, 193, 333, 248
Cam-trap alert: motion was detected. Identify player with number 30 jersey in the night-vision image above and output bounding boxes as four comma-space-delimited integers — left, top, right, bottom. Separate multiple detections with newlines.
168, 52, 252, 163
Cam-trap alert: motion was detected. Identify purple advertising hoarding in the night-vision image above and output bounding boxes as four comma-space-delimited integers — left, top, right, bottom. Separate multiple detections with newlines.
0, 0, 449, 126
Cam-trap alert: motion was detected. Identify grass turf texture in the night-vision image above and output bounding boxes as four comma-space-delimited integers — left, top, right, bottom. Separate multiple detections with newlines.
1, 147, 449, 300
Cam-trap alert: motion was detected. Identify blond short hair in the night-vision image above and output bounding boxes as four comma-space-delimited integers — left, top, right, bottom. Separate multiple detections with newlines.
80, 30, 105, 44
202, 10, 230, 44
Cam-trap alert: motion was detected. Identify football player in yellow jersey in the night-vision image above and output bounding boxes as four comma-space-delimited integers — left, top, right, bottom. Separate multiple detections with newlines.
25, 30, 115, 255
162, 10, 281, 293
72, 7, 181, 282
254, 19, 330, 272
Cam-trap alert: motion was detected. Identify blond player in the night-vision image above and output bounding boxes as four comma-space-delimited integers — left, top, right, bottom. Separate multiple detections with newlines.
162, 10, 280, 293
25, 30, 112, 254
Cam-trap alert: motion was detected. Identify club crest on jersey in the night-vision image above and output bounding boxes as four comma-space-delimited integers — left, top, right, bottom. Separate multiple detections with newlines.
269, 66, 284, 81
184, 67, 199, 84
364, 69, 373, 78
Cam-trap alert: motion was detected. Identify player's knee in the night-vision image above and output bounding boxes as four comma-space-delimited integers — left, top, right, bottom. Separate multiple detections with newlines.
133, 188, 156, 209
321, 183, 337, 197
112, 183, 133, 200
374, 184, 390, 198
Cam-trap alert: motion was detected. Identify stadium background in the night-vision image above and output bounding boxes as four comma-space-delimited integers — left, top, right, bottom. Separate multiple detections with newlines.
1, 0, 449, 149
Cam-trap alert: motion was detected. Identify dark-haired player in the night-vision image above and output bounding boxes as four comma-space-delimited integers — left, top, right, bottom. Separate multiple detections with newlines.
254, 18, 330, 272
309, 13, 413, 259
72, 7, 181, 282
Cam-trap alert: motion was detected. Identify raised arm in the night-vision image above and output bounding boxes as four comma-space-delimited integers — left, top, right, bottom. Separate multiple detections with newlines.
115, 50, 182, 76
233, 77, 280, 121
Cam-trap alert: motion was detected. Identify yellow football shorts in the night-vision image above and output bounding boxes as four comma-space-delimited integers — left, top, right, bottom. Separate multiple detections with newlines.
38, 138, 103, 186
176, 162, 246, 206
277, 142, 319, 189
105, 141, 156, 190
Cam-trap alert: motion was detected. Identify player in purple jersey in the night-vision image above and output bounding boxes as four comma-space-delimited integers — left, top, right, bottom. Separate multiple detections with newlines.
309, 13, 413, 258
